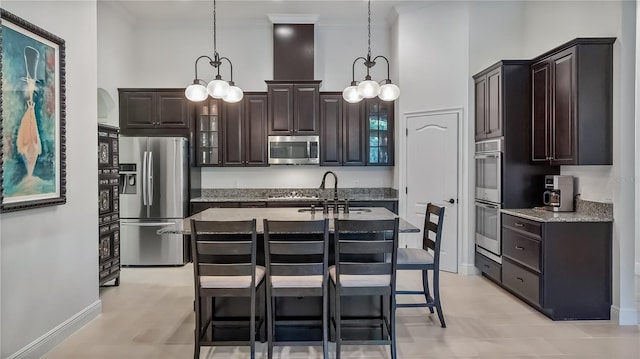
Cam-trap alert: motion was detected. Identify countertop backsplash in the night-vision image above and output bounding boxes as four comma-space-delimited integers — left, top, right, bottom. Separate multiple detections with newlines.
575, 198, 613, 218
194, 187, 399, 201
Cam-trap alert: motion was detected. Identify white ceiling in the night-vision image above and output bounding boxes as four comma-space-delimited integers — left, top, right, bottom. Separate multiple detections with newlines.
101, 0, 427, 26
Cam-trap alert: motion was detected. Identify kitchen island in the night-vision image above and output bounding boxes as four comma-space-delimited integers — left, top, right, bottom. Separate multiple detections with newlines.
158, 206, 419, 235
159, 206, 419, 342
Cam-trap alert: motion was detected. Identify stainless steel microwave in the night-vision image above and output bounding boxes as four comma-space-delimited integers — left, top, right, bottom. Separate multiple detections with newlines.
268, 135, 320, 165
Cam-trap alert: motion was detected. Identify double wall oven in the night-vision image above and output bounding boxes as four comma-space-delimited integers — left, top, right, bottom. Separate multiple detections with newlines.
475, 139, 502, 263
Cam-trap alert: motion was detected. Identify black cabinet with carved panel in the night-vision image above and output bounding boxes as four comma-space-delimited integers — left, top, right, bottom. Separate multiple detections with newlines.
119, 88, 192, 136
98, 124, 120, 286
531, 38, 614, 165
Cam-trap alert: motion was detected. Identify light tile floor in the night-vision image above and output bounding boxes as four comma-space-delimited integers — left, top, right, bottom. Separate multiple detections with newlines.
44, 265, 640, 358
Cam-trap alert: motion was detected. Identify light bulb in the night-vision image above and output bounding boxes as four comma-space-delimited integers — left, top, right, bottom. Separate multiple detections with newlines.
207, 79, 230, 99
185, 83, 208, 102
357, 79, 380, 98
223, 86, 244, 103
378, 83, 400, 101
342, 86, 363, 103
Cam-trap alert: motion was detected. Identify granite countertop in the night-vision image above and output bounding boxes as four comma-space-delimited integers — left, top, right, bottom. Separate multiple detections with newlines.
501, 199, 613, 223
190, 188, 399, 203
158, 207, 420, 235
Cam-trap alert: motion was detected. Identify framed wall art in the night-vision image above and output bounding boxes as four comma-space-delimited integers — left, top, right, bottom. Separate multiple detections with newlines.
0, 9, 66, 212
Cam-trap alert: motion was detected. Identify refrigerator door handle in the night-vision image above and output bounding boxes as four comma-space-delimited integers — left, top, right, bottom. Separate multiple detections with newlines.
142, 151, 148, 206
148, 151, 154, 206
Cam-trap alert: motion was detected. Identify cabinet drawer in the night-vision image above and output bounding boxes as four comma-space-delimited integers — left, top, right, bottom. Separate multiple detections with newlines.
502, 228, 541, 272
503, 258, 540, 306
502, 214, 541, 238
475, 251, 501, 282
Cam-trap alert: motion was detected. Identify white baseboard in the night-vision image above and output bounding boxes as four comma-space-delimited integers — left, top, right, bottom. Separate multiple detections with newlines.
635, 261, 640, 275
7, 300, 102, 359
459, 263, 480, 276
610, 305, 639, 326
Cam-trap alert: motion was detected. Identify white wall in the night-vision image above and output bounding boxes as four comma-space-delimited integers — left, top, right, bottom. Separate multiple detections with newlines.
468, 0, 526, 74
97, 1, 136, 126
0, 1, 101, 357
395, 0, 471, 271
128, 20, 390, 92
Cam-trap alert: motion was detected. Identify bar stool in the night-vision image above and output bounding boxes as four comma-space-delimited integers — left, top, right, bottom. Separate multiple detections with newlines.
396, 203, 447, 328
330, 218, 400, 359
190, 219, 264, 359
263, 219, 330, 359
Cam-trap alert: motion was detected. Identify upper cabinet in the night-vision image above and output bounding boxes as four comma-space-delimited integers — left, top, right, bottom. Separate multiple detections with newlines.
119, 89, 192, 136
320, 94, 393, 167
366, 99, 394, 166
531, 38, 614, 165
195, 99, 223, 166
474, 67, 502, 140
320, 94, 343, 165
195, 94, 268, 167
267, 81, 321, 135
223, 94, 268, 166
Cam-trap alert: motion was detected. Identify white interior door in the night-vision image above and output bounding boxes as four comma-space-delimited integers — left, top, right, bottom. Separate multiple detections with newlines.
406, 111, 459, 273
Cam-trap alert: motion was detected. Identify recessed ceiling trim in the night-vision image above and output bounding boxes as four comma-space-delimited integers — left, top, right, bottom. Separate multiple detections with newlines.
268, 14, 319, 24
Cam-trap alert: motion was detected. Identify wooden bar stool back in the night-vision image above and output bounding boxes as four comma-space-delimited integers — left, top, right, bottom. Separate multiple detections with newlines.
263, 219, 330, 359
396, 203, 447, 328
190, 219, 264, 359
331, 218, 400, 359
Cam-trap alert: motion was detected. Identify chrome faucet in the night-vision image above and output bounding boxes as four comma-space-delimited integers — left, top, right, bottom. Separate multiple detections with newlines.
319, 171, 339, 201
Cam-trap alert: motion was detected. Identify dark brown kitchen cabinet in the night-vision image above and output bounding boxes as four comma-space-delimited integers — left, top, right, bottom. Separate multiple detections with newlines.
473, 66, 503, 141
195, 99, 222, 166
500, 214, 612, 320
531, 38, 615, 165
267, 81, 321, 135
320, 94, 343, 165
342, 100, 367, 165
98, 124, 120, 286
119, 89, 192, 136
366, 99, 394, 166
320, 95, 393, 166
223, 94, 268, 166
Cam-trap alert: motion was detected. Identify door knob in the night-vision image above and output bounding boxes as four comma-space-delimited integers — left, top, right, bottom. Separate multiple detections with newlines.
445, 198, 455, 204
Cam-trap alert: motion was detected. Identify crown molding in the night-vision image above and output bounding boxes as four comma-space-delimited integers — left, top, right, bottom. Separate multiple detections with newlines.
268, 14, 320, 24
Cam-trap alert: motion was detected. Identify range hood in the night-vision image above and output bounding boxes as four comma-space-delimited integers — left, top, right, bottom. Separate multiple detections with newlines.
272, 23, 315, 81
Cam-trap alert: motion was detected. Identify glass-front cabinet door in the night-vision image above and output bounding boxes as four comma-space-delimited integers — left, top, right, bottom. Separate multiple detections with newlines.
196, 99, 222, 166
367, 99, 394, 166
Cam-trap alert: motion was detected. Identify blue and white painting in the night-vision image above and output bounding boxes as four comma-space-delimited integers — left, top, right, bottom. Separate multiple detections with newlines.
2, 20, 60, 205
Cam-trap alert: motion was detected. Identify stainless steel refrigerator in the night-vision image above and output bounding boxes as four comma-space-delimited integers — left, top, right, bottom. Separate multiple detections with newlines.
119, 136, 188, 266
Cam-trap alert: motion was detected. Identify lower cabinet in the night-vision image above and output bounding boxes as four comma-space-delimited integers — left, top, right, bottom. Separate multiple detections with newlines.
496, 214, 612, 320
475, 251, 501, 283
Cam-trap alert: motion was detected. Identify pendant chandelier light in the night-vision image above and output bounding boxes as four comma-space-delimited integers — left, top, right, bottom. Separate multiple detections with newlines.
343, 0, 400, 103
185, 0, 243, 103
